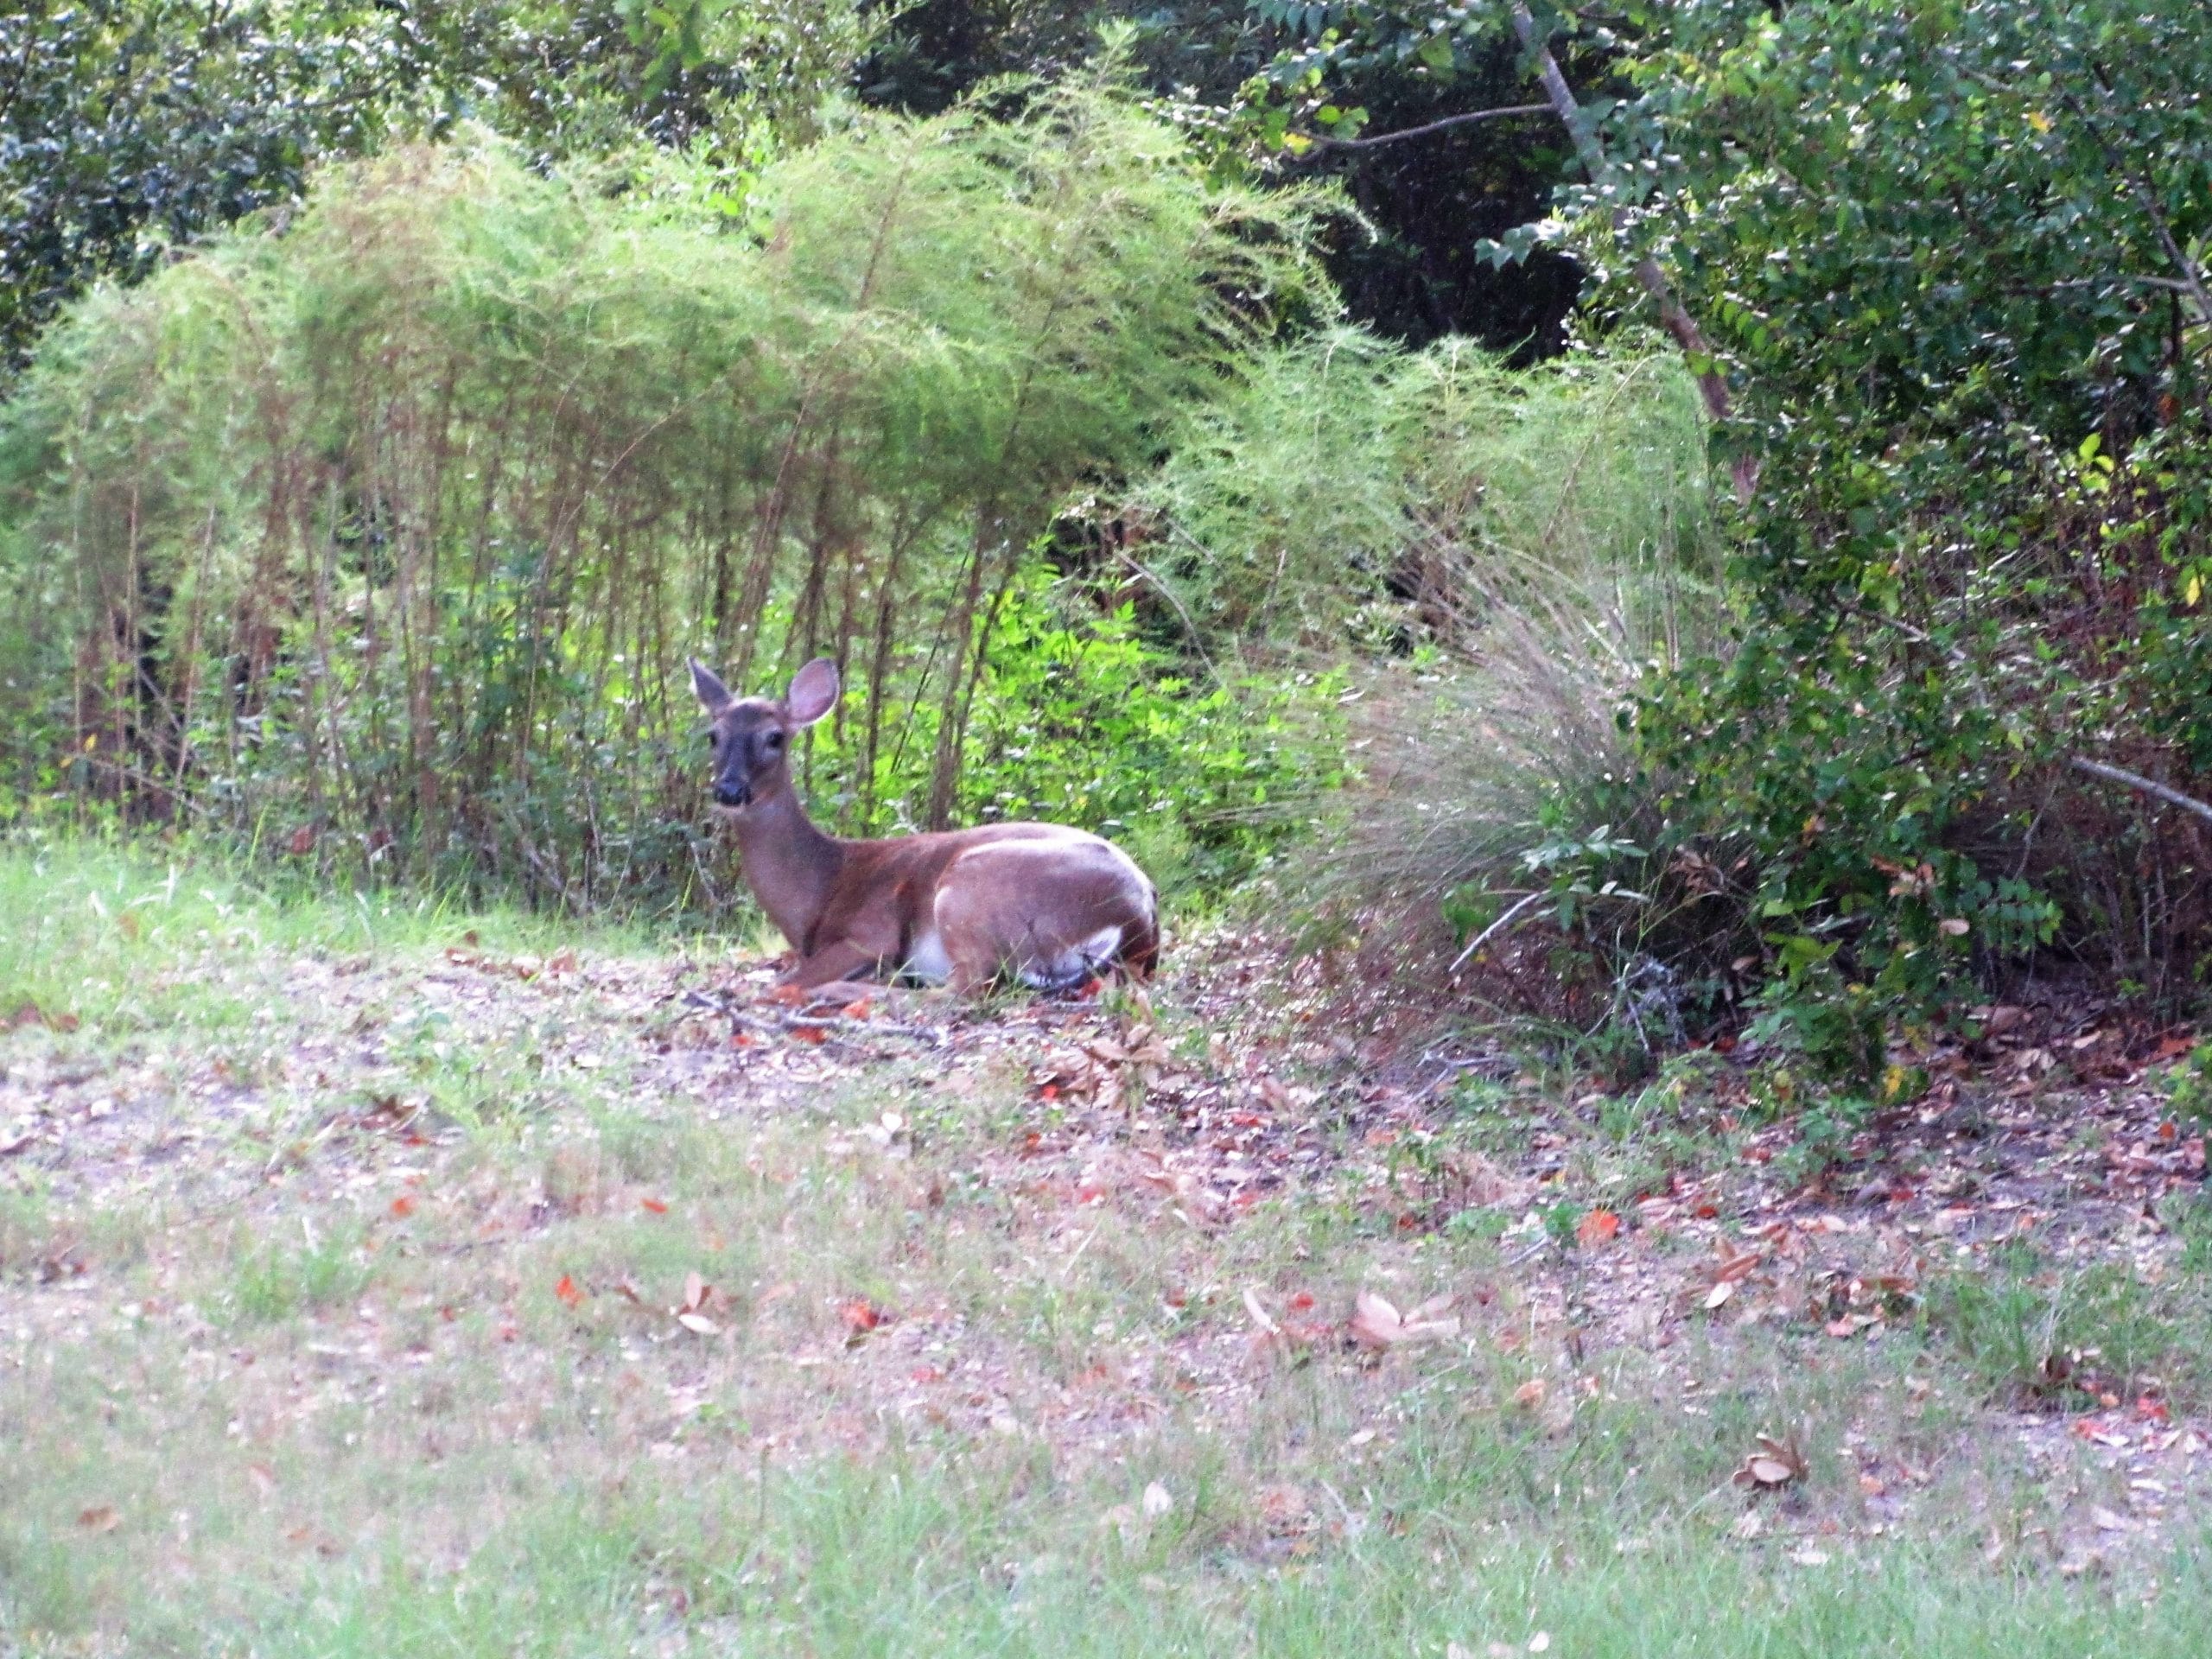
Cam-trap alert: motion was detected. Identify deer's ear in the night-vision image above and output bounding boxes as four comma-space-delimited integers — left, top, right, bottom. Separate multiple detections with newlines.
785, 657, 840, 727
689, 657, 733, 712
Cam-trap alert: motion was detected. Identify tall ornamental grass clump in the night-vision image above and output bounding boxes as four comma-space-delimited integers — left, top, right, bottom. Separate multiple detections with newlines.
1132, 330, 1718, 1023
0, 72, 1334, 912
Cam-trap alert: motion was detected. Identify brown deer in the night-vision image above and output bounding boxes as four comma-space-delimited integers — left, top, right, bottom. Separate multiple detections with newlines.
690, 656, 1160, 995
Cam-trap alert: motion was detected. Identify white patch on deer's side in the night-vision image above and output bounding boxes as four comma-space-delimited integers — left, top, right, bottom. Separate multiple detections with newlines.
904, 929, 953, 984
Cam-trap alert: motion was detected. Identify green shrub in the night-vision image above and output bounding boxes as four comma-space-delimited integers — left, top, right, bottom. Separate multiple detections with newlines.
0, 69, 1334, 913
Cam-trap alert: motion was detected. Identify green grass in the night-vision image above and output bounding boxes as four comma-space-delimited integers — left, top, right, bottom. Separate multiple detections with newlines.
0, 834, 638, 1035
3, 836, 2211, 1656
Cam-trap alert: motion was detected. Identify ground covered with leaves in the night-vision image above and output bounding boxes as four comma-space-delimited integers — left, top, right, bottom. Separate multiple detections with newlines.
3, 844, 2212, 1656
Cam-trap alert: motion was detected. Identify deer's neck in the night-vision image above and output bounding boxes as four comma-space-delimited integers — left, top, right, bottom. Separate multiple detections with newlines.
730, 787, 844, 950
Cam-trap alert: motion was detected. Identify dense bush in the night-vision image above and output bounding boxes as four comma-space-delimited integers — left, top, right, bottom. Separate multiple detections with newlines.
0, 0, 880, 380
1591, 0, 2212, 1055
0, 73, 1336, 914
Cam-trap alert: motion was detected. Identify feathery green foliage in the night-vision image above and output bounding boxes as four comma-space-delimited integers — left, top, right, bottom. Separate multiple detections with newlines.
0, 71, 1337, 914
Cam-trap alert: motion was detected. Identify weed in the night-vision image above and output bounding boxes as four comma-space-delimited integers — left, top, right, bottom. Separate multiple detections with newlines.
1922, 1248, 2205, 1408
226, 1222, 372, 1325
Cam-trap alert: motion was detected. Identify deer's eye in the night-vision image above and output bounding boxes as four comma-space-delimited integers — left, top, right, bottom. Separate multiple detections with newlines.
764, 733, 785, 753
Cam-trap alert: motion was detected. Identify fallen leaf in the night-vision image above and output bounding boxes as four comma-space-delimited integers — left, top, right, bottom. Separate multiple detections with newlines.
1731, 1433, 1808, 1490
389, 1195, 415, 1218
1576, 1208, 1621, 1246
76, 1506, 120, 1533
554, 1274, 583, 1306
1350, 1289, 1459, 1351
1528, 1634, 1552, 1653
683, 1271, 708, 1313
840, 1297, 891, 1337
1512, 1379, 1548, 1409
1703, 1280, 1736, 1311
1789, 1545, 1830, 1566
676, 1311, 721, 1336
1142, 1481, 1173, 1516
640, 1197, 669, 1215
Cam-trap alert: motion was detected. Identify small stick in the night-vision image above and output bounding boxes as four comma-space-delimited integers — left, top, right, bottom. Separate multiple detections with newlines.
1449, 891, 1545, 974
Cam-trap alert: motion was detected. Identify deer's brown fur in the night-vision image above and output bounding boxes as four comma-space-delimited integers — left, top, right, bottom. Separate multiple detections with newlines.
692, 657, 1159, 994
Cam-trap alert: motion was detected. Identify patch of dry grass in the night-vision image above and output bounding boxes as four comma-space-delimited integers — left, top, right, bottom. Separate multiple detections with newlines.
4, 843, 2212, 1655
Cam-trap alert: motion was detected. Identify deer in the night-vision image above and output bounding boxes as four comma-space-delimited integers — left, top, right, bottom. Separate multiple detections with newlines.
690, 655, 1160, 996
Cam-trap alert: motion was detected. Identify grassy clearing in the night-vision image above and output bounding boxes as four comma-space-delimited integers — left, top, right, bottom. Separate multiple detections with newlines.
4, 842, 2210, 1656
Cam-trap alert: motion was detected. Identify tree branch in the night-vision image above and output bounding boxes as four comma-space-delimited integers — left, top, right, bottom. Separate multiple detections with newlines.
1507, 0, 1746, 493
2069, 756, 2212, 827
1306, 102, 1553, 150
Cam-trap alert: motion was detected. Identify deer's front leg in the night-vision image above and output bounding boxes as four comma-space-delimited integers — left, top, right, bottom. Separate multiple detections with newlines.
780, 938, 885, 989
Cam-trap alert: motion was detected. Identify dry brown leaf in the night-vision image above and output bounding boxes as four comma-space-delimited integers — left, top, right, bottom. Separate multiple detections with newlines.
1703, 1280, 1736, 1311
76, 1506, 120, 1533
675, 1311, 721, 1336
1349, 1289, 1460, 1351
1732, 1433, 1808, 1490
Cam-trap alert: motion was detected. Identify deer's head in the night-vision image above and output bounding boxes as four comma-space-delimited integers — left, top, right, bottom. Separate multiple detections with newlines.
690, 657, 838, 814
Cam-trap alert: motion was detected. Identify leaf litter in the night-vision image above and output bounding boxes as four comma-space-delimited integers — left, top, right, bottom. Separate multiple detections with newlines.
3, 921, 2210, 1585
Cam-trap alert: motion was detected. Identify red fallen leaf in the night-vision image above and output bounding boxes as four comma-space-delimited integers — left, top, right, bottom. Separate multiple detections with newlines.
2158, 1121, 2179, 1142
554, 1274, 583, 1306
1577, 1209, 1622, 1246
911, 1364, 944, 1382
841, 1297, 890, 1334
1713, 1034, 1738, 1053
769, 984, 809, 1007
1743, 1145, 1773, 1165
730, 1031, 757, 1049
286, 825, 315, 856
790, 1024, 828, 1045
77, 1505, 121, 1533
1693, 1200, 1720, 1219
1075, 1184, 1106, 1205
2137, 1395, 2172, 1423
1287, 1291, 1316, 1312
640, 1197, 669, 1215
1231, 1112, 1265, 1128
2152, 1034, 2195, 1060
390, 1195, 415, 1217
1039, 1084, 1060, 1101
840, 996, 874, 1020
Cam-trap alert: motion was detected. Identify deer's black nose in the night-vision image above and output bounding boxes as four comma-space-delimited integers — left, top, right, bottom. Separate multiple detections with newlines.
715, 784, 750, 807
